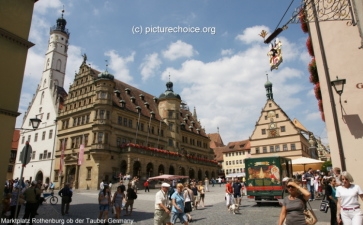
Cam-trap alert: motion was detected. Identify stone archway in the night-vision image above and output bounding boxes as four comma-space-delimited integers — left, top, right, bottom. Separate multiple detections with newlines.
189, 169, 195, 179
169, 165, 175, 175
133, 161, 141, 177
158, 164, 165, 175
211, 171, 216, 179
198, 169, 202, 181
146, 162, 154, 178
120, 160, 127, 176
179, 167, 185, 176
35, 171, 43, 183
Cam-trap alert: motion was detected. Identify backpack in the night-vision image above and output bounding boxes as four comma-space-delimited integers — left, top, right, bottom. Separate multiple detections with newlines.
131, 190, 137, 200
168, 187, 175, 200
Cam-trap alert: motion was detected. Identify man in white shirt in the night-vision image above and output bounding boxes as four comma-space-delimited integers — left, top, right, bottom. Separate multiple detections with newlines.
154, 183, 172, 225
99, 180, 104, 190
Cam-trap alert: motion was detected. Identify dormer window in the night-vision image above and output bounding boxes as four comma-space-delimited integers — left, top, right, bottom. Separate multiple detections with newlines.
181, 123, 186, 130
144, 102, 149, 109
196, 128, 200, 134
130, 96, 136, 103
150, 111, 155, 119
119, 100, 126, 108
125, 88, 131, 95
191, 121, 195, 127
189, 126, 193, 132
135, 106, 141, 113
153, 97, 158, 103
139, 94, 145, 101
186, 114, 190, 119
114, 90, 120, 98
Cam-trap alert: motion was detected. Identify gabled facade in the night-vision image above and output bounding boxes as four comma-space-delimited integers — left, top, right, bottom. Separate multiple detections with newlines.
55, 61, 218, 190
13, 14, 69, 184
249, 79, 316, 160
222, 140, 251, 175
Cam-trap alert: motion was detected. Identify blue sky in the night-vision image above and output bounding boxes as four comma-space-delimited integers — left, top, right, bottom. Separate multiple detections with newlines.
17, 0, 328, 145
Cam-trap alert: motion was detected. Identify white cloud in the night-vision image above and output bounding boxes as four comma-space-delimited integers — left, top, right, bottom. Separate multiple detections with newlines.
34, 0, 63, 14
162, 40, 198, 61
160, 42, 308, 142
236, 25, 270, 44
306, 112, 321, 121
221, 49, 234, 56
105, 50, 135, 83
140, 53, 162, 81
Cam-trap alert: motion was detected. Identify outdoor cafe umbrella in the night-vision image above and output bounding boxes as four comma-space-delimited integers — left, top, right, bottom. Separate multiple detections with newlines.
291, 157, 324, 172
148, 174, 189, 180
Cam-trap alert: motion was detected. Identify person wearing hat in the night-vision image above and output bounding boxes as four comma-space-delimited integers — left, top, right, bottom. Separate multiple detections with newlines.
22, 181, 41, 225
154, 183, 172, 225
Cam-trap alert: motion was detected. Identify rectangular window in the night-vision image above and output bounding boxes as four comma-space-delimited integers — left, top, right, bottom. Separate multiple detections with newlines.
263, 147, 267, 153
49, 130, 53, 139
34, 133, 38, 142
42, 131, 46, 140
27, 135, 31, 142
8, 165, 13, 173
281, 126, 286, 132
123, 118, 128, 126
168, 111, 173, 118
54, 170, 59, 181
39, 154, 43, 160
86, 115, 90, 123
262, 129, 266, 135
47, 152, 51, 158
98, 133, 103, 143
256, 147, 260, 154
270, 146, 274, 152
47, 113, 50, 120
140, 123, 144, 131
168, 139, 173, 147
151, 126, 154, 134
169, 123, 173, 131
283, 144, 288, 151
104, 133, 108, 144
43, 151, 47, 159
128, 119, 132, 128
21, 136, 25, 144
106, 111, 110, 119
291, 144, 296, 150
265, 116, 267, 120
118, 116, 122, 125
87, 167, 92, 179
99, 110, 105, 119
276, 114, 279, 118
32, 151, 36, 160
275, 145, 280, 151
116, 137, 121, 146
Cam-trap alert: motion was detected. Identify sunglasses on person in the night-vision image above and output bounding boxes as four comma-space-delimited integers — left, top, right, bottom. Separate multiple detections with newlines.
286, 185, 296, 189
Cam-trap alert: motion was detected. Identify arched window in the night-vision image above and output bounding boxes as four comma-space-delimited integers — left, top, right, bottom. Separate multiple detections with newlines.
56, 59, 61, 71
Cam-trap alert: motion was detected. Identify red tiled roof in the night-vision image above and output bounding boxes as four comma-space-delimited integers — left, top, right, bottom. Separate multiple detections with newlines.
208, 133, 224, 148
222, 139, 250, 153
12, 130, 20, 150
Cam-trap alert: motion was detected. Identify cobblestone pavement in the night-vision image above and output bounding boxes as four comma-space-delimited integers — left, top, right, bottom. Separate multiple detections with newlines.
6, 185, 330, 225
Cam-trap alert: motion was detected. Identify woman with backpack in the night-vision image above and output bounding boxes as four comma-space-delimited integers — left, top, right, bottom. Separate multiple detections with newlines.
125, 183, 137, 216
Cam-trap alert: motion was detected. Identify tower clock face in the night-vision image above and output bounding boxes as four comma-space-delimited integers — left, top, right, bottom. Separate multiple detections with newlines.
270, 123, 276, 129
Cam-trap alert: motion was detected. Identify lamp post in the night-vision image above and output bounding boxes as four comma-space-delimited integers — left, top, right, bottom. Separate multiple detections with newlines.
15, 116, 42, 218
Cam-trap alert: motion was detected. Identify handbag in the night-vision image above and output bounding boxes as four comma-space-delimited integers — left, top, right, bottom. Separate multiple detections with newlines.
184, 190, 192, 213
319, 195, 329, 213
304, 200, 318, 225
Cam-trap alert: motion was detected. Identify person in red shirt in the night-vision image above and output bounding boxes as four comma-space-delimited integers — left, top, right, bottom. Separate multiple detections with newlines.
225, 179, 233, 209
144, 180, 150, 192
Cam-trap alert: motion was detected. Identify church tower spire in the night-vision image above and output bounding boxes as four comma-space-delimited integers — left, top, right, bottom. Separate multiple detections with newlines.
264, 73, 273, 100
43, 9, 70, 90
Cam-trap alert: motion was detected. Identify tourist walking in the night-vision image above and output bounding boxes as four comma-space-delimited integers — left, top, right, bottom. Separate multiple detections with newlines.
191, 182, 198, 210
197, 181, 205, 208
154, 183, 172, 225
170, 183, 188, 225
112, 186, 125, 219
22, 181, 41, 225
305, 168, 314, 200
204, 178, 209, 192
8, 186, 24, 224
225, 179, 233, 209
325, 177, 338, 225
125, 183, 137, 216
144, 180, 150, 192
278, 179, 311, 225
183, 183, 194, 222
336, 171, 363, 225
98, 185, 111, 224
233, 178, 243, 206
58, 183, 73, 216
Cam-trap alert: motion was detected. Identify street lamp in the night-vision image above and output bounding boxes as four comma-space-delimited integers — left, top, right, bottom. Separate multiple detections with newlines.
17, 116, 42, 131
331, 77, 346, 96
